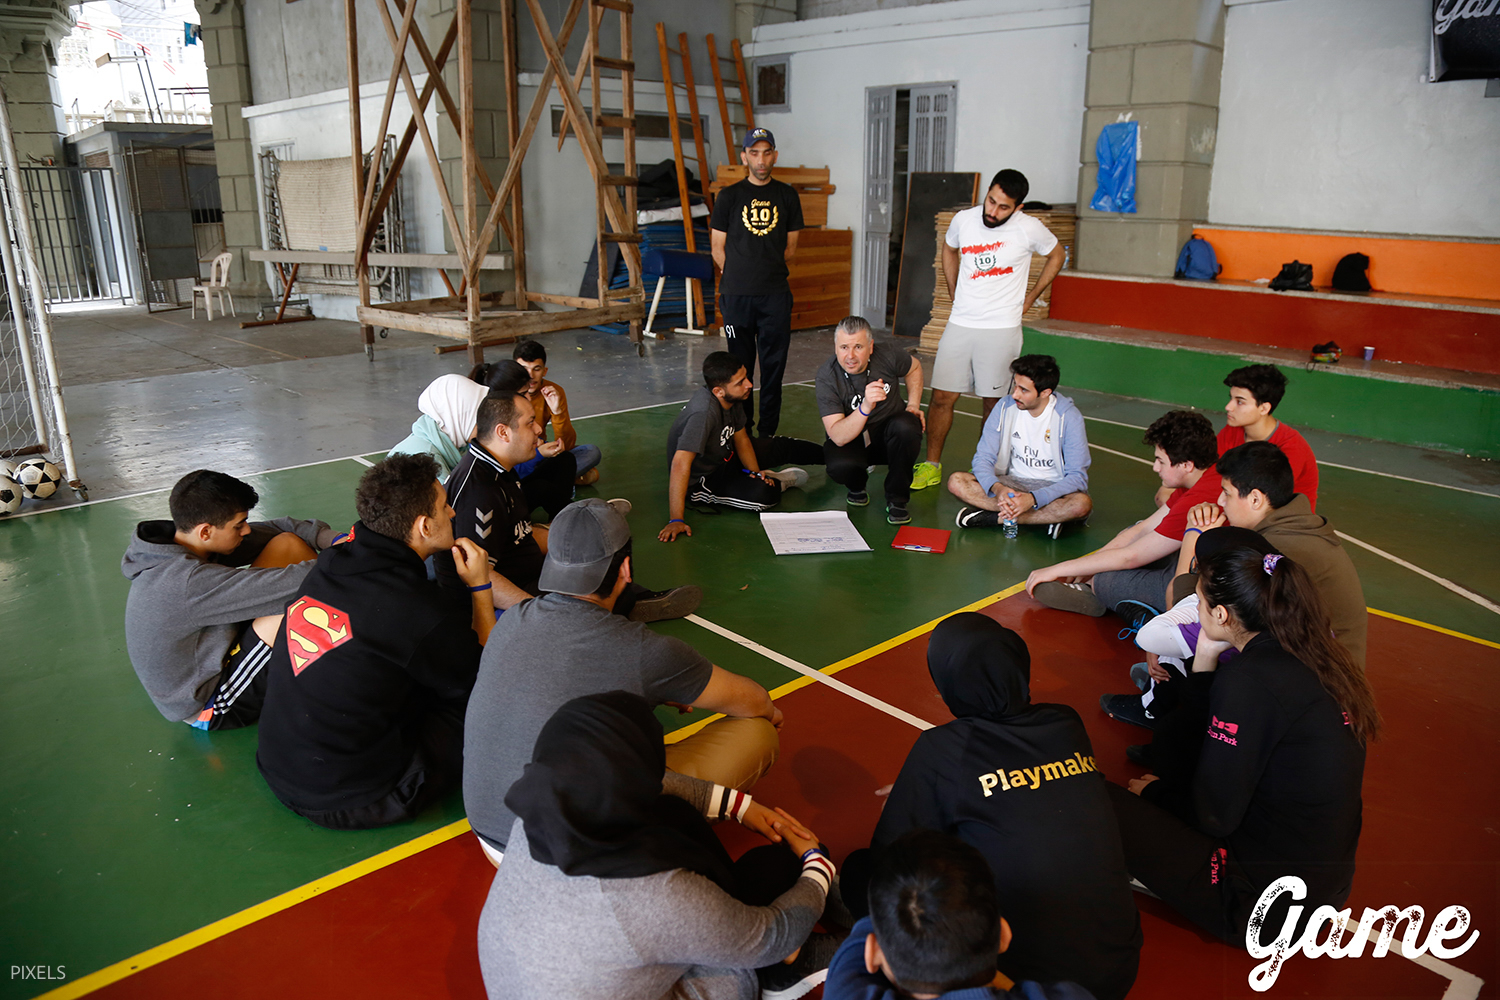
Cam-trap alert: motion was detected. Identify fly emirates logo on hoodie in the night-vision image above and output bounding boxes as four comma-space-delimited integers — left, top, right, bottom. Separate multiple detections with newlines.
977, 752, 1098, 797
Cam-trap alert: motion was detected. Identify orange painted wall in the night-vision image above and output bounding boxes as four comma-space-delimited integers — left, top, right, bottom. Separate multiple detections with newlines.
1193, 228, 1500, 301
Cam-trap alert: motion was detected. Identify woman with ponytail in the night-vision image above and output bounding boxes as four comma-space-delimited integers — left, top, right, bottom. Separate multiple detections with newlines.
1108, 542, 1379, 946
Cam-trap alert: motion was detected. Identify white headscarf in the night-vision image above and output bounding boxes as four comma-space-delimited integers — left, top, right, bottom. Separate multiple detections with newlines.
417, 374, 488, 449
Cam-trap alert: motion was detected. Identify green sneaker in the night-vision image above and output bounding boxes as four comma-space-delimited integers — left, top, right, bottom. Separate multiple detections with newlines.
910, 461, 941, 491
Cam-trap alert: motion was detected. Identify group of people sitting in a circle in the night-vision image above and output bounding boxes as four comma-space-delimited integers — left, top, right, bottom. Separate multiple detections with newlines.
120, 325, 1376, 999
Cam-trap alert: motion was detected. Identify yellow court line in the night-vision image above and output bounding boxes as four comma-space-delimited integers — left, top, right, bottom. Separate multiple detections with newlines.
55, 592, 1490, 998
1368, 607, 1500, 650
38, 818, 474, 1000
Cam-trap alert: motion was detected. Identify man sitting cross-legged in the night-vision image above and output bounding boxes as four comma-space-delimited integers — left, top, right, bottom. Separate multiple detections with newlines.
1026, 410, 1219, 625
451, 389, 699, 621
256, 453, 496, 831
816, 315, 926, 525
122, 469, 333, 730
512, 339, 603, 486
824, 830, 1095, 1000
949, 353, 1092, 534
466, 498, 784, 865
658, 351, 822, 542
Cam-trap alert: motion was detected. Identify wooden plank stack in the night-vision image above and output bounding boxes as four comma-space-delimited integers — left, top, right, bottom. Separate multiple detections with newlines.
918, 209, 962, 354
918, 203, 1078, 354
789, 228, 852, 331
1023, 204, 1076, 323
711, 165, 837, 228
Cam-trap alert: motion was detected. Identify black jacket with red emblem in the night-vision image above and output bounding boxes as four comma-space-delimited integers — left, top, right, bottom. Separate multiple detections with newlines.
256, 521, 481, 812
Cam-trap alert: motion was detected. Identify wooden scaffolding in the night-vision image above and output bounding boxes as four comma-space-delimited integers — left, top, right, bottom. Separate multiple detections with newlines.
342, 0, 645, 363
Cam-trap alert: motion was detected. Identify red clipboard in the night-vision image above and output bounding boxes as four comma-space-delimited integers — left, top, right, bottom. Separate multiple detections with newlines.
891, 526, 950, 553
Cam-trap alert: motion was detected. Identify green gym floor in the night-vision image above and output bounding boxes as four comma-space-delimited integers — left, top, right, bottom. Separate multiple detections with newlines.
2, 377, 1497, 999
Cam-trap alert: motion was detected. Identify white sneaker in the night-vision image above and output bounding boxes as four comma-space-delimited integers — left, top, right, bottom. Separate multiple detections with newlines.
766, 467, 808, 491
606, 498, 632, 516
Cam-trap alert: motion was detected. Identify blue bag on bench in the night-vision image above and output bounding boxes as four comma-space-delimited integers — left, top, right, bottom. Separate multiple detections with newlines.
1174, 235, 1221, 281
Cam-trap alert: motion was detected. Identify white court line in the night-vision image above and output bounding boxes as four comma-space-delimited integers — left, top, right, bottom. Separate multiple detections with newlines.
350, 455, 376, 467
952, 409, 1500, 499
684, 614, 935, 732
1336, 531, 1500, 616
4, 452, 382, 519
1062, 440, 1500, 617
1361, 926, 1484, 1000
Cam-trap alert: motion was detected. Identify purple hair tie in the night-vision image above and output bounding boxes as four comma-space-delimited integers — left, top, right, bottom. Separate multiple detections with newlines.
1263, 553, 1283, 576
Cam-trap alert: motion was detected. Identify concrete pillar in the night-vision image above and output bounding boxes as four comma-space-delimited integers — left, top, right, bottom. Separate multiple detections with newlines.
1075, 0, 1225, 277
735, 0, 796, 45
0, 1, 72, 164
430, 0, 512, 296
194, 0, 267, 296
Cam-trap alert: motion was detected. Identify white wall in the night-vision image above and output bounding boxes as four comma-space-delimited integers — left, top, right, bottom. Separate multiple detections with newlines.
1209, 0, 1500, 238
243, 82, 448, 322
745, 0, 1089, 316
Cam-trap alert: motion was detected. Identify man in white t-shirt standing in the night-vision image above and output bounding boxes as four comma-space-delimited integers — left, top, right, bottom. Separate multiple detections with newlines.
911, 170, 1066, 492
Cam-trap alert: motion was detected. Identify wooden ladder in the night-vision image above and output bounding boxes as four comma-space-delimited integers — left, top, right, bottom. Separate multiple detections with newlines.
584, 0, 641, 331
655, 23, 712, 328
706, 34, 754, 158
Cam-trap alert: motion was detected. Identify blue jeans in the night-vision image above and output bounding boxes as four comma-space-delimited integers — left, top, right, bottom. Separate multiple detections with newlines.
571, 443, 601, 475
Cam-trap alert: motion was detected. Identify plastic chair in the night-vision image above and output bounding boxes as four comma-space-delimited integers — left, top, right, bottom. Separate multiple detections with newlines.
192, 252, 236, 320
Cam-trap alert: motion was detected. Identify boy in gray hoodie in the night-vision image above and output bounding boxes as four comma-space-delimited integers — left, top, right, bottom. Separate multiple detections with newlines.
948, 354, 1092, 530
121, 469, 334, 729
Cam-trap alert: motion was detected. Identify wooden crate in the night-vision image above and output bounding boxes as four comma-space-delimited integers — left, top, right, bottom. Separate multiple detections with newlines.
712, 165, 837, 229
918, 205, 1077, 354
788, 228, 852, 331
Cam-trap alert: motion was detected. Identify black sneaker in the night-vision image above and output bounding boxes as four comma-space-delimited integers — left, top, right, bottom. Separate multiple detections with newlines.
1114, 599, 1161, 640
626, 585, 703, 623
1100, 693, 1155, 729
758, 930, 848, 1000
885, 501, 910, 524
1126, 743, 1153, 766
846, 489, 869, 507
955, 505, 999, 529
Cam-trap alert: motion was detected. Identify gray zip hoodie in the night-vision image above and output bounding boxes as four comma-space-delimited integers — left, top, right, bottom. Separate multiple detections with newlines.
121, 517, 331, 721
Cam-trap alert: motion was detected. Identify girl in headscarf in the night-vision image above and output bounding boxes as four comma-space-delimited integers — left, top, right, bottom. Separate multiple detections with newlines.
859, 613, 1141, 1000
1112, 545, 1378, 946
477, 691, 836, 1000
387, 374, 488, 480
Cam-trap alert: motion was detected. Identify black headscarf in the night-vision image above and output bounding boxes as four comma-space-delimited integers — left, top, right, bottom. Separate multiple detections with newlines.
926, 612, 1033, 722
504, 690, 737, 891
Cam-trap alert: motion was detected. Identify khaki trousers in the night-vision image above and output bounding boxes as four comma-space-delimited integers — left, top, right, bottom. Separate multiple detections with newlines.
664, 716, 780, 791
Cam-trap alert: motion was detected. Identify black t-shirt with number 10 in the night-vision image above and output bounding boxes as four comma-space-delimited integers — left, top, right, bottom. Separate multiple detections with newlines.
710, 177, 805, 297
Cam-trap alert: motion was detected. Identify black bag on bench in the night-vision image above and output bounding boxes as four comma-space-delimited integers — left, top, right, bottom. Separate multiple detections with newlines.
1269, 260, 1314, 291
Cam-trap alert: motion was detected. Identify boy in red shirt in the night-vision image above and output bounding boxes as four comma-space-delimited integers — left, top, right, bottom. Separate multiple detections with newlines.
1219, 364, 1318, 511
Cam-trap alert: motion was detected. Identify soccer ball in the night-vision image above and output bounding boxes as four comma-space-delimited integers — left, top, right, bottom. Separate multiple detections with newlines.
0, 477, 20, 514
14, 458, 61, 500
0, 459, 15, 479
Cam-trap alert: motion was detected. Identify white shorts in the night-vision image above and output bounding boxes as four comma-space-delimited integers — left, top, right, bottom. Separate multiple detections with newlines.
931, 322, 1022, 396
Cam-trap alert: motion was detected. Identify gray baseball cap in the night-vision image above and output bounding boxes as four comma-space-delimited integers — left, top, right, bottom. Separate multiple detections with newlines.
537, 498, 632, 596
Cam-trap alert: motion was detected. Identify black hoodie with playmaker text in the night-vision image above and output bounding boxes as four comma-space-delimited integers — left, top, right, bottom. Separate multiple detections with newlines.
874, 613, 1141, 1000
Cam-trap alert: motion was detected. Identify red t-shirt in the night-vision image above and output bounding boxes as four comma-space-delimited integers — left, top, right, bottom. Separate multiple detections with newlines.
1217, 422, 1319, 511
1155, 469, 1224, 541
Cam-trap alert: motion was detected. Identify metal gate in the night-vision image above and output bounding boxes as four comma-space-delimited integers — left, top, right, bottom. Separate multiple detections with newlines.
10, 165, 130, 305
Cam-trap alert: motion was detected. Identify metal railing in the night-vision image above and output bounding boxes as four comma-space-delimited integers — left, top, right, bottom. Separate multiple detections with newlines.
6, 165, 130, 305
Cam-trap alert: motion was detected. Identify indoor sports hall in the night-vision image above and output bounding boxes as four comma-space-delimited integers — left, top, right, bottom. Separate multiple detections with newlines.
0, 2, 1496, 999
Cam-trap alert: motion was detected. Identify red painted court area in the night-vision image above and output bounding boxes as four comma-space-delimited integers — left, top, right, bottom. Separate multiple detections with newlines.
89, 597, 1498, 999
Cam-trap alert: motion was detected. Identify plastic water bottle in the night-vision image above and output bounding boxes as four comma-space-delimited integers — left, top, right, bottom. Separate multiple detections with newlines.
1003, 493, 1018, 539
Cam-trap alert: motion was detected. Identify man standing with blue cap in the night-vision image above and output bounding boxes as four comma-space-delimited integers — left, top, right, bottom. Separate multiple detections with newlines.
710, 127, 804, 438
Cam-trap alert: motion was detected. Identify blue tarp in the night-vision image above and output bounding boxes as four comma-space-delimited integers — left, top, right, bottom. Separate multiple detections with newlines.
1090, 121, 1139, 214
